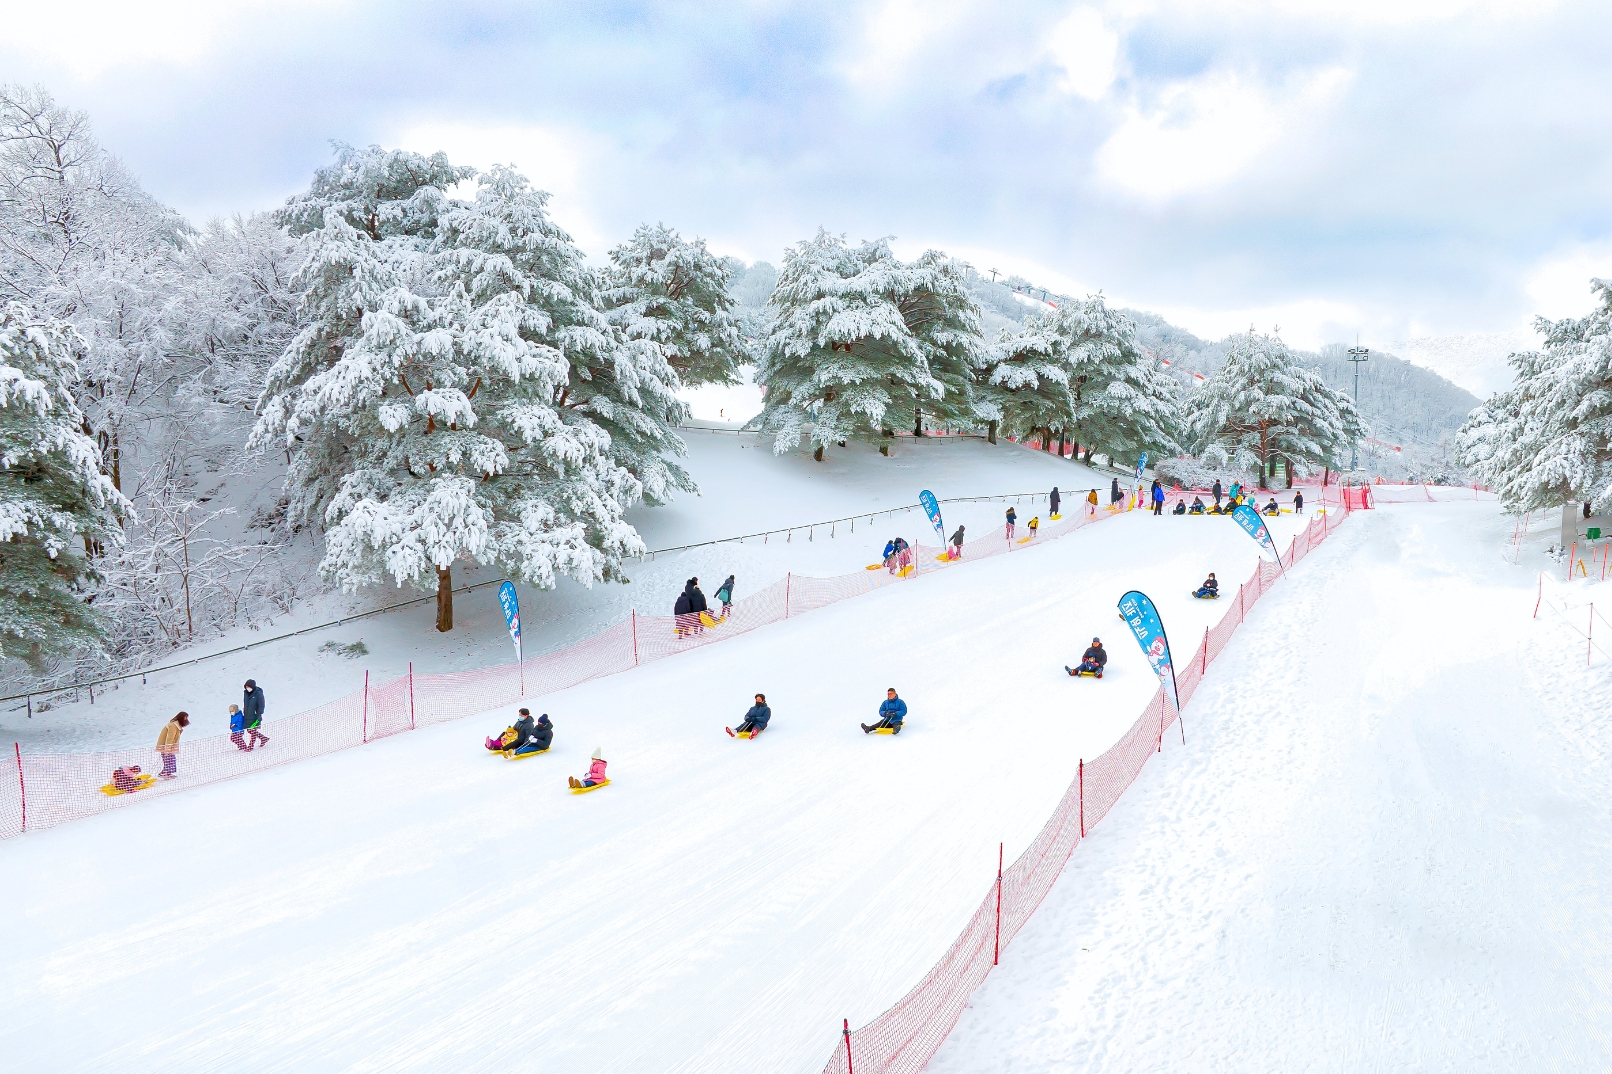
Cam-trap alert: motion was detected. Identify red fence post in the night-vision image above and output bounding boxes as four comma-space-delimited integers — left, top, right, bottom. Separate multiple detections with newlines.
1202, 627, 1209, 673
994, 842, 1003, 965
362, 671, 369, 744
1078, 759, 1085, 839
1590, 603, 1594, 667
843, 1018, 854, 1074
632, 610, 639, 666
408, 662, 416, 731
1534, 573, 1543, 619
14, 742, 23, 834
785, 573, 792, 619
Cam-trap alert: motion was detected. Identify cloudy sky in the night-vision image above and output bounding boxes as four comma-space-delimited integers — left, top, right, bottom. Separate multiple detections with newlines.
5, 0, 1611, 356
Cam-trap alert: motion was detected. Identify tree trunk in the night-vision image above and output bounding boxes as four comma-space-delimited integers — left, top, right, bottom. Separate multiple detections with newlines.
813, 444, 824, 462
1059, 431, 1067, 457
436, 566, 453, 632
1043, 427, 1052, 452
987, 420, 997, 444
1284, 456, 1294, 489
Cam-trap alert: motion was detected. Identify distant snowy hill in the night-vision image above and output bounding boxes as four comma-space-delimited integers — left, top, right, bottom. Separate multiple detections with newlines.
1381, 329, 1539, 400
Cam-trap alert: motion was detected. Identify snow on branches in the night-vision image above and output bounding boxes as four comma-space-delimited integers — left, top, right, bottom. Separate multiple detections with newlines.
753, 231, 986, 458
1189, 330, 1366, 488
0, 305, 127, 666
1458, 279, 1612, 513
602, 223, 747, 388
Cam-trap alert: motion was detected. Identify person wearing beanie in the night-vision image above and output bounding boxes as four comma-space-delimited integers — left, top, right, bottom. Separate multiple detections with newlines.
570, 748, 608, 788
1067, 637, 1107, 678
243, 679, 269, 749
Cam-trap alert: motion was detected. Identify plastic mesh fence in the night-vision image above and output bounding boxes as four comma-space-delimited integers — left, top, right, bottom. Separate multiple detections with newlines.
0, 484, 1159, 840
819, 501, 1356, 1074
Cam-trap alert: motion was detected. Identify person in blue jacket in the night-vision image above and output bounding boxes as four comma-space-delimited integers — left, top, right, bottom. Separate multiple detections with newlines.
228, 704, 248, 751
730, 694, 772, 736
1151, 479, 1166, 516
861, 688, 907, 734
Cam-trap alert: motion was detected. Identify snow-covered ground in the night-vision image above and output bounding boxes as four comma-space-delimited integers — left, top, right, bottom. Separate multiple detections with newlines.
0, 496, 1312, 1073
4, 431, 1117, 752
929, 500, 1612, 1072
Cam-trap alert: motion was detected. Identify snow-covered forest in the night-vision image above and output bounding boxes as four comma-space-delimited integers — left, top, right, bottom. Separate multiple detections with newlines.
0, 83, 1457, 693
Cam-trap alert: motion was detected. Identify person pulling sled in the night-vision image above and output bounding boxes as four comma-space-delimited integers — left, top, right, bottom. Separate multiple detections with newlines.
861, 688, 907, 734
728, 694, 772, 738
1193, 573, 1220, 599
1066, 638, 1107, 678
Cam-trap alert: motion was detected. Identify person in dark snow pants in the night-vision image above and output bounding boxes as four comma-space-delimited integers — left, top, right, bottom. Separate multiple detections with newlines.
882, 539, 898, 571
1151, 480, 1165, 516
1005, 506, 1017, 539
1172, 500, 1187, 515
734, 694, 772, 735
861, 689, 907, 733
513, 713, 553, 755
949, 525, 965, 559
714, 575, 735, 617
674, 588, 694, 636
1189, 497, 1207, 514
1212, 480, 1223, 510
243, 680, 269, 749
1264, 498, 1280, 516
686, 579, 709, 632
492, 709, 538, 752
1111, 477, 1122, 504
1050, 487, 1061, 517
1194, 573, 1219, 598
1067, 638, 1108, 677
1294, 490, 1305, 514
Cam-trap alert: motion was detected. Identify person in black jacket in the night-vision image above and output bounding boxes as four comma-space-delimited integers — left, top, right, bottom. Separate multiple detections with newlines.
1193, 573, 1219, 598
686, 578, 709, 633
948, 525, 965, 559
729, 694, 772, 737
714, 575, 735, 617
1066, 637, 1108, 677
243, 679, 269, 749
1049, 487, 1061, 517
1111, 477, 1122, 504
489, 708, 537, 752
673, 587, 694, 636
513, 713, 554, 755
1212, 479, 1223, 509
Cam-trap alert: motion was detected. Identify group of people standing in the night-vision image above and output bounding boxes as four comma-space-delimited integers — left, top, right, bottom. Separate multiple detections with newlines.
113, 678, 269, 790
674, 575, 735, 636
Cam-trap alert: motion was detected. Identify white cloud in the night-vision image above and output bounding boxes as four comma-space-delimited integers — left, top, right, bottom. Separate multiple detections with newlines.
1524, 245, 1612, 321
1046, 7, 1120, 100
840, 0, 971, 93
1142, 296, 1366, 352
1096, 65, 1352, 200
1107, 0, 1554, 27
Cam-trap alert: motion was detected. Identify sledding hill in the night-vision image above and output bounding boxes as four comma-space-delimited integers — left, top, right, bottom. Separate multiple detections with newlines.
0, 499, 1319, 1072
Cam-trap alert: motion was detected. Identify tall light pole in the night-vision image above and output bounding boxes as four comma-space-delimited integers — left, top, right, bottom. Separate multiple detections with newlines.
1347, 343, 1369, 471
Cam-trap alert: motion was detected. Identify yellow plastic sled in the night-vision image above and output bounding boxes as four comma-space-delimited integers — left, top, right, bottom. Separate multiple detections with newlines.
699, 611, 725, 628
865, 563, 884, 570
736, 730, 759, 739
101, 773, 156, 796
502, 747, 550, 761
1049, 513, 1062, 520
872, 726, 900, 735
1016, 536, 1033, 544
570, 778, 611, 794
898, 564, 915, 577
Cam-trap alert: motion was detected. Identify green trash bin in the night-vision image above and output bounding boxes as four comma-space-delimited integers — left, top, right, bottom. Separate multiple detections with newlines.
1590, 527, 1602, 540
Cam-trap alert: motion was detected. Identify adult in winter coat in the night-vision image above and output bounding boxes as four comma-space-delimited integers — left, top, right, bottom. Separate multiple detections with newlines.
514, 713, 554, 756
1005, 506, 1017, 538
893, 537, 912, 571
714, 575, 735, 617
1067, 638, 1107, 678
734, 694, 772, 735
673, 588, 694, 636
156, 712, 189, 778
1194, 573, 1219, 598
1050, 487, 1061, 517
1111, 477, 1122, 504
570, 748, 608, 788
949, 525, 965, 558
1151, 480, 1165, 516
685, 578, 709, 632
1212, 479, 1223, 508
496, 709, 537, 752
1294, 490, 1305, 514
243, 680, 269, 749
861, 688, 908, 733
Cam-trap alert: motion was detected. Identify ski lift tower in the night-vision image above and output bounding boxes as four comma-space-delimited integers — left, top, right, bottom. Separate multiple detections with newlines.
1347, 344, 1369, 470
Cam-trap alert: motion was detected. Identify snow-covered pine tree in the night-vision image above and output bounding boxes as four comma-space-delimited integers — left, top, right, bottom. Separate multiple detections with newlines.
0, 305, 127, 667
979, 318, 1077, 449
753, 231, 986, 460
1457, 279, 1612, 513
602, 223, 747, 388
1189, 330, 1367, 489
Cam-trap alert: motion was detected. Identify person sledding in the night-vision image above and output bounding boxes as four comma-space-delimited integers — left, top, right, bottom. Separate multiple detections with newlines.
487, 708, 537, 752
728, 693, 772, 738
569, 748, 608, 789
1264, 497, 1280, 516
111, 765, 146, 793
714, 575, 736, 619
861, 688, 907, 734
1189, 496, 1207, 514
893, 536, 912, 572
1193, 573, 1220, 599
1005, 506, 1017, 539
512, 713, 554, 756
1171, 499, 1187, 515
1066, 638, 1108, 678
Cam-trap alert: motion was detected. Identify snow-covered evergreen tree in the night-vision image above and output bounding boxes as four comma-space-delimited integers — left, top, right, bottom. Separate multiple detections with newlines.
753, 231, 985, 459
1457, 279, 1612, 512
1189, 330, 1366, 488
255, 151, 682, 631
0, 305, 126, 667
602, 223, 746, 388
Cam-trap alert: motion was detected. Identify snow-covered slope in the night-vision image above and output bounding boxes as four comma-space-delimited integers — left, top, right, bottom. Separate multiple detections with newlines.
929, 501, 1612, 1072
1385, 330, 1538, 399
2, 432, 1111, 752
0, 504, 1314, 1073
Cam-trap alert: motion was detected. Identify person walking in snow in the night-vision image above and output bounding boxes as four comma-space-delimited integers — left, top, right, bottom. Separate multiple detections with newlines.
1005, 506, 1017, 539
861, 688, 907, 734
243, 679, 268, 749
228, 704, 248, 751
730, 694, 772, 737
1293, 490, 1305, 514
1212, 478, 1223, 510
155, 711, 189, 779
569, 748, 608, 788
1151, 479, 1165, 516
948, 525, 965, 559
512, 713, 553, 756
687, 578, 709, 632
1086, 488, 1098, 517
1027, 516, 1039, 538
1110, 477, 1122, 504
714, 575, 735, 618
1049, 487, 1061, 517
